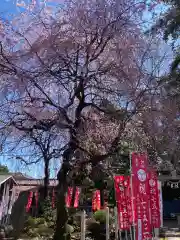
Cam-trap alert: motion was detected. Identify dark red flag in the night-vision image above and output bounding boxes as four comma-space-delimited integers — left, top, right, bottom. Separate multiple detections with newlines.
92, 190, 101, 211
66, 187, 73, 207
26, 191, 33, 212
131, 152, 152, 240
74, 187, 80, 208
149, 168, 160, 228
114, 175, 130, 230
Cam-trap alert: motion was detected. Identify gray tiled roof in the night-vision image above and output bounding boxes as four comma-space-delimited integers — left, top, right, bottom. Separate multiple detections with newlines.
0, 175, 16, 185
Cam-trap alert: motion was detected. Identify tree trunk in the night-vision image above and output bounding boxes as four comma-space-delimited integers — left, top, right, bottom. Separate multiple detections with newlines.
53, 141, 77, 239
54, 183, 68, 240
44, 159, 50, 199
53, 156, 72, 240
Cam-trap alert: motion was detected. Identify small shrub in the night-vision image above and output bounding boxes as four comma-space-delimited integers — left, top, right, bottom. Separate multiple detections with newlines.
94, 210, 106, 224
87, 221, 101, 233
87, 221, 106, 240
66, 224, 74, 234
37, 225, 54, 236
47, 221, 55, 228
38, 223, 48, 229
86, 218, 97, 229
35, 217, 46, 225
26, 217, 37, 228
27, 228, 40, 237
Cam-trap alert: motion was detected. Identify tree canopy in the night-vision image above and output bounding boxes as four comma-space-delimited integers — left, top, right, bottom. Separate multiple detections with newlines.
0, 165, 9, 174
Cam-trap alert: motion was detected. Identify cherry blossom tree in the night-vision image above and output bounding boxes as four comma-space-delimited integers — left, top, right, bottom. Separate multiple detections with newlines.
0, 0, 168, 238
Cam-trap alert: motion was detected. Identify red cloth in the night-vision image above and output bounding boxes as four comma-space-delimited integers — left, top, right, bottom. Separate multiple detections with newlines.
149, 168, 160, 228
65, 187, 73, 207
92, 190, 101, 211
74, 187, 80, 208
26, 191, 33, 212
131, 152, 152, 240
114, 176, 130, 230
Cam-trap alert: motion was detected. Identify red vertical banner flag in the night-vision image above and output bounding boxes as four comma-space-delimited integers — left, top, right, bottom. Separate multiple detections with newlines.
92, 190, 101, 211
74, 187, 81, 208
96, 190, 101, 210
66, 187, 73, 208
26, 191, 33, 212
114, 176, 130, 230
131, 152, 152, 240
148, 168, 160, 228
124, 176, 133, 225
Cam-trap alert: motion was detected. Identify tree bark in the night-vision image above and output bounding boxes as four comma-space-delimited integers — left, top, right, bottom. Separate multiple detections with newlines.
44, 159, 50, 199
54, 182, 68, 240
53, 148, 74, 240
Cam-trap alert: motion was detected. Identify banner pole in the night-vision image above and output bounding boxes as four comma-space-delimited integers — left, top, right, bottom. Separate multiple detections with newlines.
158, 181, 163, 228
125, 230, 128, 240
114, 207, 119, 240
113, 175, 121, 240
130, 226, 133, 240
80, 210, 86, 240
118, 230, 122, 240
106, 207, 110, 240
129, 152, 136, 240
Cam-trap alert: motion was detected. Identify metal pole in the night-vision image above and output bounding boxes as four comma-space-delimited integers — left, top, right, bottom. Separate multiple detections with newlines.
114, 207, 119, 240
158, 181, 163, 228
106, 207, 110, 240
129, 152, 136, 240
118, 230, 122, 240
130, 226, 133, 240
125, 230, 128, 240
80, 210, 86, 240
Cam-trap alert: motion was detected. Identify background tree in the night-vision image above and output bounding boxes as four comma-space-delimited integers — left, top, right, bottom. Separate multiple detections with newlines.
146, 0, 180, 170
0, 165, 9, 174
10, 127, 63, 198
151, 0, 180, 88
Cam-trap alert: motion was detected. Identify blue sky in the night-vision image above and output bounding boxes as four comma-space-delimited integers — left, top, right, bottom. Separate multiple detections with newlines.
0, 0, 31, 17
0, 0, 61, 16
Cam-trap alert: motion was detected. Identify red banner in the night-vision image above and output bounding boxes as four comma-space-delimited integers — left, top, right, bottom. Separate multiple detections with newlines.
114, 175, 130, 230
124, 176, 133, 225
92, 190, 101, 211
131, 152, 151, 240
26, 191, 33, 212
96, 190, 101, 210
66, 187, 73, 208
149, 168, 160, 228
74, 187, 80, 208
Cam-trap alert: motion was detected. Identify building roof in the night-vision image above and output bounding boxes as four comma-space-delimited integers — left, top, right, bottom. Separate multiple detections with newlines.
0, 175, 17, 185
16, 179, 58, 186
11, 172, 34, 180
